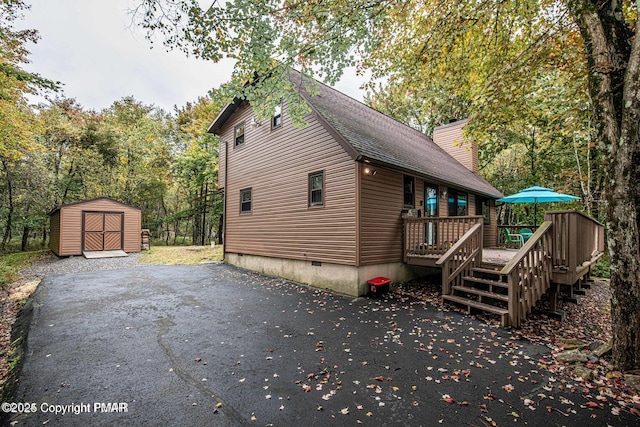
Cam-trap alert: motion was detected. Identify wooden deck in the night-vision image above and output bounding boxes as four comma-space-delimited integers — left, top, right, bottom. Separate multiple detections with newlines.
404, 210, 605, 327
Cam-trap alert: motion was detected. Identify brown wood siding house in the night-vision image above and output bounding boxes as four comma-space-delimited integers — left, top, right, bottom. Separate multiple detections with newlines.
209, 70, 502, 296
49, 197, 142, 256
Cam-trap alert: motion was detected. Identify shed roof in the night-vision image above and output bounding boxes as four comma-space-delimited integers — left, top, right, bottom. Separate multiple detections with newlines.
209, 70, 502, 199
48, 197, 141, 216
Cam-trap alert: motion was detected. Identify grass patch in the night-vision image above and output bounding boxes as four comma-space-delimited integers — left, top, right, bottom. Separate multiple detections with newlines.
0, 250, 50, 286
140, 245, 223, 265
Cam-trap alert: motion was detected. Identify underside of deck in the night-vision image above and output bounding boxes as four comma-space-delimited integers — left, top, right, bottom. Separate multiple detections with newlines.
406, 248, 517, 268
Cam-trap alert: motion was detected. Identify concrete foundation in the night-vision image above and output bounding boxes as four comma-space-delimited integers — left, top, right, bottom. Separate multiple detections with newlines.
225, 253, 437, 296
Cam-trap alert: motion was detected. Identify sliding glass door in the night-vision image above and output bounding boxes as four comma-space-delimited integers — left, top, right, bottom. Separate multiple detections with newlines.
424, 184, 438, 245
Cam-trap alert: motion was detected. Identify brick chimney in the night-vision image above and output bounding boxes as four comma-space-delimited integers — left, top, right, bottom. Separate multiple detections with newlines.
432, 119, 478, 174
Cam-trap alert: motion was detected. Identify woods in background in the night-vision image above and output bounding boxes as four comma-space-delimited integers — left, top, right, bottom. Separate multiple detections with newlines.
1, 94, 225, 251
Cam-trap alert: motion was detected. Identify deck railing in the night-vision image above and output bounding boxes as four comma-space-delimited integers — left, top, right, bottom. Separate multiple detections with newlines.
403, 216, 483, 261
500, 221, 554, 327
436, 223, 484, 295
544, 210, 605, 285
403, 210, 604, 328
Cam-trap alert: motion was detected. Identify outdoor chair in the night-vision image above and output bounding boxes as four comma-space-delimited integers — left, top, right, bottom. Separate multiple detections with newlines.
519, 227, 533, 242
504, 228, 524, 248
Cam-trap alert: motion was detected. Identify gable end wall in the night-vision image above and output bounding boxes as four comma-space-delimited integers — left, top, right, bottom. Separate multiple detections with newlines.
221, 102, 358, 265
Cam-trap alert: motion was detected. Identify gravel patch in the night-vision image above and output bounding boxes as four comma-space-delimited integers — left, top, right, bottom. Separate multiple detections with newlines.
19, 253, 146, 279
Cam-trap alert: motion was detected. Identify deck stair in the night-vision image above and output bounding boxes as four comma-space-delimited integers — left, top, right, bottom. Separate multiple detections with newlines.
442, 264, 510, 325
407, 211, 605, 327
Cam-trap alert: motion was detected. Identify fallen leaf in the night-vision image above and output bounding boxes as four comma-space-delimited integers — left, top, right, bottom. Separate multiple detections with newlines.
442, 394, 455, 404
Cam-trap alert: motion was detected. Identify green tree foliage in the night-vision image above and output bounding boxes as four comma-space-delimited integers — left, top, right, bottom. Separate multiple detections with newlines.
1, 1, 230, 251
38, 98, 99, 204
133, 0, 640, 369
173, 93, 224, 245
28, 94, 222, 248
363, 1, 598, 221
98, 97, 174, 209
0, 0, 57, 252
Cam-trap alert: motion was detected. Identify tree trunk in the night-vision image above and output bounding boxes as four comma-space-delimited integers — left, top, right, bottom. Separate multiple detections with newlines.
201, 183, 208, 245
218, 214, 224, 245
1, 161, 14, 252
567, 0, 640, 370
192, 188, 202, 246
21, 226, 30, 251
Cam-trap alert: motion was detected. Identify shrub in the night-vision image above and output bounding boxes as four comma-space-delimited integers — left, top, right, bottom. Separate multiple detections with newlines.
591, 253, 610, 279
0, 250, 49, 285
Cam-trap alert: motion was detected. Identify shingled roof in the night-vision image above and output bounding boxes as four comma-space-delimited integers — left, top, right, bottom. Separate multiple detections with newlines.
209, 70, 503, 199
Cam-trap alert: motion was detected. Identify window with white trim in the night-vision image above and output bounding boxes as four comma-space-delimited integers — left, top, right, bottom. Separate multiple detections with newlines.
240, 188, 252, 213
272, 102, 282, 129
234, 122, 245, 147
309, 171, 324, 207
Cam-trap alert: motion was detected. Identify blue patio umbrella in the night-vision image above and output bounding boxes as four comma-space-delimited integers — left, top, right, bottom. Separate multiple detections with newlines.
497, 186, 579, 225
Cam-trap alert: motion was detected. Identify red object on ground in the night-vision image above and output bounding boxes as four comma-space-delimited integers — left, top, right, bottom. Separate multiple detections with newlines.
367, 277, 391, 296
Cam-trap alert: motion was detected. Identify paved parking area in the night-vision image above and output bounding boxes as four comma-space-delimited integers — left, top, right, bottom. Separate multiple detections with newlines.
7, 263, 637, 426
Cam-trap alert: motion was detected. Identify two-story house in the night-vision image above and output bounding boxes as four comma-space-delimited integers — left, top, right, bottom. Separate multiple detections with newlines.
208, 70, 502, 296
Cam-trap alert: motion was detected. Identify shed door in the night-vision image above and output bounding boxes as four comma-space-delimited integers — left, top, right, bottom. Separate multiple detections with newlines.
83, 212, 124, 251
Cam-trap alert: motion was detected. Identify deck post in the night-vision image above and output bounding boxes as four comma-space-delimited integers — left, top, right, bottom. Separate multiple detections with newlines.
549, 282, 558, 312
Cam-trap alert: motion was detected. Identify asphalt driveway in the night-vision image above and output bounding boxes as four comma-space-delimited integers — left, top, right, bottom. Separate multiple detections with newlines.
6, 263, 637, 426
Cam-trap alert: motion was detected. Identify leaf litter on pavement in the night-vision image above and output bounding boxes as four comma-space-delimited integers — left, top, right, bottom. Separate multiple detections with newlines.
396, 277, 640, 424
199, 267, 638, 425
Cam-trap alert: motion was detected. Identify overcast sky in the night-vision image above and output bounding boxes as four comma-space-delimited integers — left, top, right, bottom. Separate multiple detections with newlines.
19, 0, 365, 113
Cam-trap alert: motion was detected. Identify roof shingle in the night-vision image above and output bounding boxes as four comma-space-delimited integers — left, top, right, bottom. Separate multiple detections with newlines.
292, 71, 502, 199
209, 70, 503, 199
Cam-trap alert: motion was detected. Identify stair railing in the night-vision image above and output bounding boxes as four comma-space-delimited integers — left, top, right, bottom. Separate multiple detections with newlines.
436, 223, 484, 295
500, 221, 554, 327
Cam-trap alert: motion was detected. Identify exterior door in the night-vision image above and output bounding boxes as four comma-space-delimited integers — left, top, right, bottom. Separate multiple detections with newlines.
83, 212, 123, 251
424, 184, 438, 245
